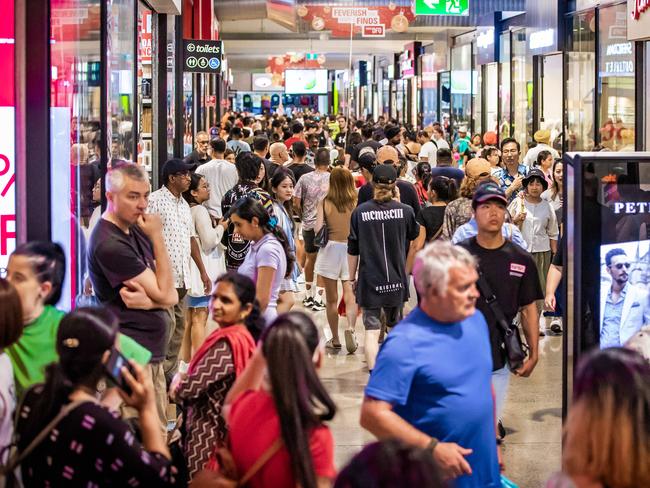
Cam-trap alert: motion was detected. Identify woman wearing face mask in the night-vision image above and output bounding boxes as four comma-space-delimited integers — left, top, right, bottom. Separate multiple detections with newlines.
5, 242, 66, 398
270, 169, 300, 314
218, 312, 336, 488
172, 272, 262, 480
228, 197, 294, 325
12, 308, 174, 487
181, 173, 229, 360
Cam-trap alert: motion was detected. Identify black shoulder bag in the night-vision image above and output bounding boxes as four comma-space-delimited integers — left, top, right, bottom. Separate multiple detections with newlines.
476, 270, 529, 372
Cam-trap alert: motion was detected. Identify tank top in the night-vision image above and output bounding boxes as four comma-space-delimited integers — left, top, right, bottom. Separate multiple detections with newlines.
324, 199, 352, 242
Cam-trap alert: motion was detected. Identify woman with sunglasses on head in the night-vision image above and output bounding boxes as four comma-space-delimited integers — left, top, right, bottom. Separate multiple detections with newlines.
228, 197, 294, 325
181, 173, 229, 361
217, 312, 336, 488
172, 272, 262, 480
12, 308, 174, 487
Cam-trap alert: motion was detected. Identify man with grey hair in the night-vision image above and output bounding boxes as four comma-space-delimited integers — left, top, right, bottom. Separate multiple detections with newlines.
88, 163, 178, 435
183, 130, 211, 166
361, 241, 501, 486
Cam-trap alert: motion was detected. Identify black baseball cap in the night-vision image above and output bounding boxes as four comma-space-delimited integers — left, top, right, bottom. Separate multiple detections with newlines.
373, 164, 397, 184
162, 158, 196, 182
472, 180, 507, 208
358, 152, 377, 172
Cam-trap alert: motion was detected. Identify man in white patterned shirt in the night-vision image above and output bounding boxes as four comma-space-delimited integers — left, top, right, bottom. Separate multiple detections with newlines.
148, 158, 211, 383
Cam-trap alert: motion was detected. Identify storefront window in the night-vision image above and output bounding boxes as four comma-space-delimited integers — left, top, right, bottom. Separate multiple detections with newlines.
421, 54, 438, 126
439, 71, 451, 132
485, 63, 498, 134
499, 32, 511, 142
183, 73, 193, 156
566, 11, 596, 151
472, 41, 482, 137
598, 3, 635, 151
451, 43, 472, 133
50, 0, 102, 308
166, 16, 175, 159
109, 0, 136, 163
512, 29, 533, 153
137, 3, 153, 170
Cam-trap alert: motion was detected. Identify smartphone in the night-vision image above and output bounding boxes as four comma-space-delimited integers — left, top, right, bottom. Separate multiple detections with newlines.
104, 348, 137, 395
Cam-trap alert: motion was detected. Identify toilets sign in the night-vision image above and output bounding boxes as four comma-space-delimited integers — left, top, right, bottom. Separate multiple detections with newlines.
183, 39, 223, 73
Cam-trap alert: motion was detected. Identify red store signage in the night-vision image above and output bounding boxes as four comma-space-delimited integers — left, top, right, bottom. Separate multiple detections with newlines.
628, 0, 650, 40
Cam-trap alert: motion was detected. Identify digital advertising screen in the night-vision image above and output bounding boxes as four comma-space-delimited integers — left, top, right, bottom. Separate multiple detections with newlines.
284, 69, 328, 95
565, 153, 650, 354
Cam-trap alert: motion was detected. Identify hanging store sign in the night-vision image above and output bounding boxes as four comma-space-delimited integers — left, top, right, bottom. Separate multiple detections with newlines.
139, 9, 152, 64
183, 39, 223, 73
628, 0, 650, 40
529, 28, 555, 51
297, 5, 414, 37
476, 27, 495, 64
414, 0, 469, 16
362, 25, 385, 37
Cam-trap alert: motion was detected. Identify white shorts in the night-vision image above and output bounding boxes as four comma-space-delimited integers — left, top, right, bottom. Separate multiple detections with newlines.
315, 241, 350, 281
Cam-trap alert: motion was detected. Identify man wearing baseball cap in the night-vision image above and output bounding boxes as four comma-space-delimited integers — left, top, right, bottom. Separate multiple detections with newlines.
348, 164, 421, 372
357, 145, 421, 217
458, 180, 542, 437
148, 158, 211, 384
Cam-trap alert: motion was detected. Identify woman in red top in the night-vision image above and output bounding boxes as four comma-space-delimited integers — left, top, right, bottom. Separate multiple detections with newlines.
224, 311, 337, 488
414, 162, 432, 207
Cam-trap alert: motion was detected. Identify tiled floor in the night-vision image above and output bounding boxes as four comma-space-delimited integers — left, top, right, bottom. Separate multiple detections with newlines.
314, 307, 563, 488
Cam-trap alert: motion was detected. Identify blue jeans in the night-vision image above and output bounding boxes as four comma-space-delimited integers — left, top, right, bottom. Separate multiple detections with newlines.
492, 365, 510, 418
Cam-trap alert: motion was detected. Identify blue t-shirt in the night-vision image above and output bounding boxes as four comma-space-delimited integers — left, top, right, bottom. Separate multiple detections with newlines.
365, 307, 500, 488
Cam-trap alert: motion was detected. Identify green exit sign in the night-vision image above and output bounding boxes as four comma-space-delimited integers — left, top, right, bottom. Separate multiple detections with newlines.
415, 0, 469, 16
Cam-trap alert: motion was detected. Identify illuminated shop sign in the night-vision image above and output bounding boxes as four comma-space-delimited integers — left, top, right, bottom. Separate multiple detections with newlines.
529, 28, 555, 50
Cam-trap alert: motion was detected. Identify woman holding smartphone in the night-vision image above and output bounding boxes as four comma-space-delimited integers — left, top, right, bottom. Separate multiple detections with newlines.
13, 308, 174, 487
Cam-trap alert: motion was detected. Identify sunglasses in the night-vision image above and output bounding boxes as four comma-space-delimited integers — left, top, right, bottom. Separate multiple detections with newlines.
610, 263, 631, 270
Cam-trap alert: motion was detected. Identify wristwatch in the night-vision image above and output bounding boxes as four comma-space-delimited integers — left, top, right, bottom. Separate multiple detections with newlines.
426, 437, 439, 453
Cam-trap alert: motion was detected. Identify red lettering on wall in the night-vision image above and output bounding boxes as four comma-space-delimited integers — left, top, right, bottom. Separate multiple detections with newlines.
1, 214, 15, 255
632, 0, 650, 20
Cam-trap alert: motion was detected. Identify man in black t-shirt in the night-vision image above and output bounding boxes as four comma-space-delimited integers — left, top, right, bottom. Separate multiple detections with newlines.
458, 181, 542, 423
349, 164, 421, 372
285, 141, 314, 182
350, 124, 382, 168
87, 163, 178, 434
357, 145, 421, 217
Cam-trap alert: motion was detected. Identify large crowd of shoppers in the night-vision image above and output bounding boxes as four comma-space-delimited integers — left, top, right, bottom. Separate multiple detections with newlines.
1, 109, 648, 488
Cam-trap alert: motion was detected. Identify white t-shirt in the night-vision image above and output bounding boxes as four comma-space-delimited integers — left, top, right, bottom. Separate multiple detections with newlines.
433, 137, 450, 150
0, 353, 15, 464
196, 159, 239, 218
419, 141, 438, 166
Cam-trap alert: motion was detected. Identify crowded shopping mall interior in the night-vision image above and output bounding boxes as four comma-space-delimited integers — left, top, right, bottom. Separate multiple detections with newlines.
1, 0, 650, 487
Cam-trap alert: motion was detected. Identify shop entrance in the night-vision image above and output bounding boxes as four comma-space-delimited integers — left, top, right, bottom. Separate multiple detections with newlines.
535, 53, 564, 154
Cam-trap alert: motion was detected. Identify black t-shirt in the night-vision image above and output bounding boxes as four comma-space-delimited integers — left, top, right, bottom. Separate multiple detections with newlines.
350, 140, 383, 164
87, 219, 169, 362
416, 206, 446, 241
264, 160, 284, 179
348, 200, 420, 308
221, 183, 274, 270
334, 131, 348, 148
458, 237, 543, 371
286, 162, 314, 182
429, 166, 465, 187
357, 180, 421, 217
183, 150, 209, 167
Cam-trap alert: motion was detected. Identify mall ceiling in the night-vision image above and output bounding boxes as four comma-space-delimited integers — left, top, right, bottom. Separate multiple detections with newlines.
217, 0, 524, 71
